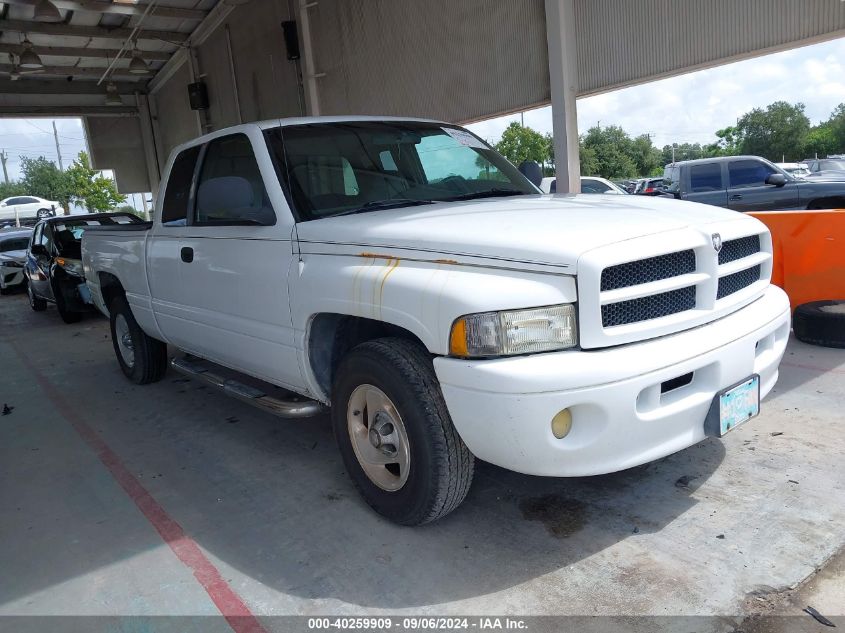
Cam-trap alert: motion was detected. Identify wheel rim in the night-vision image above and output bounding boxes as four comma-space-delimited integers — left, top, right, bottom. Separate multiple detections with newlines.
37, 209, 48, 218
347, 384, 411, 491
114, 314, 135, 367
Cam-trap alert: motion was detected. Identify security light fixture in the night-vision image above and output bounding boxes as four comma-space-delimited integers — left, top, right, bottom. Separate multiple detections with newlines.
19, 38, 43, 69
33, 0, 62, 22
128, 47, 149, 74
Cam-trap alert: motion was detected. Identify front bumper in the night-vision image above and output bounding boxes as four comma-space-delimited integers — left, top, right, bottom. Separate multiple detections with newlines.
434, 285, 791, 477
0, 266, 25, 289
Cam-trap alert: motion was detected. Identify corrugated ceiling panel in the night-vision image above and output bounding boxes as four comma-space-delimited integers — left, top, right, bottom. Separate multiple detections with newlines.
309, 0, 549, 123
575, 0, 845, 96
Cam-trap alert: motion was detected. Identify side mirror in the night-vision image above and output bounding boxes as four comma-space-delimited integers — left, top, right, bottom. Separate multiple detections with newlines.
30, 244, 47, 256
517, 161, 543, 187
766, 173, 787, 187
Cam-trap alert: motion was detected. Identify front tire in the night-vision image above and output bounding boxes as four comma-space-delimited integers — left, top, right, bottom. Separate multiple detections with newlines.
331, 338, 474, 525
109, 295, 168, 384
27, 279, 47, 311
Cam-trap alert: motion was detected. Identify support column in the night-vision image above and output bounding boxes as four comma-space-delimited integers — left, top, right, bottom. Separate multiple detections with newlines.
299, 1, 320, 116
545, 0, 581, 193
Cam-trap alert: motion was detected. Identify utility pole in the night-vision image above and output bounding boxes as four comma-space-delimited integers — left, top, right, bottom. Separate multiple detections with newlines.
53, 121, 64, 170
0, 150, 8, 184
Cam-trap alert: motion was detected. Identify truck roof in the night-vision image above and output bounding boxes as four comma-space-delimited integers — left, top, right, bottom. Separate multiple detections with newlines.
664, 155, 773, 168
169, 116, 457, 156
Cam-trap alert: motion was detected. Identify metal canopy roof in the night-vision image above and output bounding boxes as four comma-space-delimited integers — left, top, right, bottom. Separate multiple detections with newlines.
0, 0, 217, 104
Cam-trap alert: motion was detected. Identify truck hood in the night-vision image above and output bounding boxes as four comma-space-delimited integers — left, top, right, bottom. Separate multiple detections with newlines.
295, 194, 753, 269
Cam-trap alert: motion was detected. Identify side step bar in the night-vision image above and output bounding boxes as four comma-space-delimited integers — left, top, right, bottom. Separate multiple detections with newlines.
170, 357, 325, 419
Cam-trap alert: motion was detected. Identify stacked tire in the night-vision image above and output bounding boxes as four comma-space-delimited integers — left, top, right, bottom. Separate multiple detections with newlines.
793, 301, 845, 348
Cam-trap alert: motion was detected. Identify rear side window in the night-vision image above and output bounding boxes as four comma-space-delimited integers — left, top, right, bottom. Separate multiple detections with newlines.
689, 163, 723, 192
194, 134, 275, 226
161, 146, 200, 226
729, 160, 775, 188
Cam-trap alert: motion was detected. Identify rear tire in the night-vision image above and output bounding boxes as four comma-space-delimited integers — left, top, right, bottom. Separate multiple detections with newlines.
27, 279, 47, 311
331, 337, 474, 525
36, 208, 51, 219
109, 295, 168, 384
793, 300, 845, 348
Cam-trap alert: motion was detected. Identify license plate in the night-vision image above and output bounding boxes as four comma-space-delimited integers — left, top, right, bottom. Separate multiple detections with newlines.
718, 375, 760, 436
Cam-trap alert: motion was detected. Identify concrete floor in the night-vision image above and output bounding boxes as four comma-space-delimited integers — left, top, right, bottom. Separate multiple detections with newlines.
1, 291, 843, 632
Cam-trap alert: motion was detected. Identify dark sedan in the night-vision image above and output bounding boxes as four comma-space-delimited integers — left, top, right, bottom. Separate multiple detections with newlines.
25, 212, 142, 323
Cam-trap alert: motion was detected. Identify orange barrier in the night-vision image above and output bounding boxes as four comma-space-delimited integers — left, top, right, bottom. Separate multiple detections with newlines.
749, 209, 845, 311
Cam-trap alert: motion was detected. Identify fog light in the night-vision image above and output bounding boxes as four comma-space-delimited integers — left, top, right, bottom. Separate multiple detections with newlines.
551, 409, 572, 439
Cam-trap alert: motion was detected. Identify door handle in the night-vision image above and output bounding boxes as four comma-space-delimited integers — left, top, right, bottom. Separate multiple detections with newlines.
180, 247, 194, 263
729, 194, 743, 201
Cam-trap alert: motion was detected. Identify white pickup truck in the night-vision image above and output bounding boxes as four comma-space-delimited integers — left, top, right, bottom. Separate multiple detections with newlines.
82, 117, 791, 525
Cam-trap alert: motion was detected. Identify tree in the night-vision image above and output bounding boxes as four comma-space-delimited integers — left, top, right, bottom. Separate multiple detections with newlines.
736, 101, 810, 162
804, 124, 837, 159
19, 156, 71, 210
494, 123, 551, 171
630, 134, 662, 176
823, 103, 845, 155
704, 126, 742, 157
581, 125, 638, 179
65, 151, 125, 212
0, 181, 27, 199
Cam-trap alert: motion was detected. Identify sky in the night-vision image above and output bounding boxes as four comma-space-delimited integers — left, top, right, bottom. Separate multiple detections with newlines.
466, 37, 845, 148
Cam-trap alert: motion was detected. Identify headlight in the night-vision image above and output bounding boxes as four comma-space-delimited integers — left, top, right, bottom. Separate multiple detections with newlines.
449, 304, 577, 357
56, 257, 84, 277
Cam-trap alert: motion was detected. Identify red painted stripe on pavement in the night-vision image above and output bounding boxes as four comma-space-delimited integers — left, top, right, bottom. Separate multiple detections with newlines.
781, 361, 845, 375
11, 343, 268, 633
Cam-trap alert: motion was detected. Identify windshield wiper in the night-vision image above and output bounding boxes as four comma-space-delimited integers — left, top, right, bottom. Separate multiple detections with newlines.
444, 189, 528, 202
333, 198, 435, 216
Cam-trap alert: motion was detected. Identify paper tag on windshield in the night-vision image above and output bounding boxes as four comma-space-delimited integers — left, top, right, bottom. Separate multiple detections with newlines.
442, 127, 487, 149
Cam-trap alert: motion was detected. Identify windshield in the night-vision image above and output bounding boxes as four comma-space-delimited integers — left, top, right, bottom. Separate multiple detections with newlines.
53, 214, 141, 257
820, 160, 845, 171
0, 237, 30, 252
264, 122, 538, 221
663, 166, 681, 193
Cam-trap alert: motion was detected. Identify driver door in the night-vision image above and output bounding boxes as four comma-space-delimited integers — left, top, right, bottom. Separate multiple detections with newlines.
727, 159, 799, 212
27, 222, 55, 300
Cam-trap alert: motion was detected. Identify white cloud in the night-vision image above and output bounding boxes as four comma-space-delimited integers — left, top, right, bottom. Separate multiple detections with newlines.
0, 118, 88, 181
468, 37, 845, 149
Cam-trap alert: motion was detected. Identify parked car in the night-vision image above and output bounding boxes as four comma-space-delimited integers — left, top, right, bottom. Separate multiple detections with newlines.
775, 162, 811, 179
635, 177, 665, 195
803, 158, 845, 180
83, 117, 789, 525
539, 176, 627, 194
25, 212, 142, 323
0, 228, 32, 295
0, 196, 63, 225
663, 155, 845, 211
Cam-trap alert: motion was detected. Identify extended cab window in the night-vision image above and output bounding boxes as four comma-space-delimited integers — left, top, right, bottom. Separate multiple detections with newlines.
162, 146, 200, 226
194, 134, 275, 226
729, 160, 776, 188
689, 163, 723, 192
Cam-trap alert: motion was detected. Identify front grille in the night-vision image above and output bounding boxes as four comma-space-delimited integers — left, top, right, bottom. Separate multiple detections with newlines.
601, 250, 696, 291
602, 286, 696, 327
717, 265, 761, 299
719, 235, 760, 265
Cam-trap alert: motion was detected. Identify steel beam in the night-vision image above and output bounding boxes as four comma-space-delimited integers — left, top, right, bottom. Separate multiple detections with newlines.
0, 18, 189, 43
